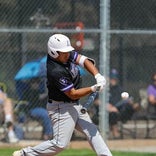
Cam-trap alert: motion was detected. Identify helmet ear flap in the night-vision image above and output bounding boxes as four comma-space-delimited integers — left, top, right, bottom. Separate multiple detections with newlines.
50, 50, 59, 58
48, 47, 59, 58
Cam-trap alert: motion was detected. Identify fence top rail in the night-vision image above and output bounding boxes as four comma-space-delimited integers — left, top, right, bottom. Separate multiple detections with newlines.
0, 28, 101, 33
110, 29, 156, 35
0, 28, 156, 34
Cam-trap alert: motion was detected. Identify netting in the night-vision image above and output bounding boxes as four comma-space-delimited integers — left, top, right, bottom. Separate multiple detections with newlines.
0, 0, 156, 140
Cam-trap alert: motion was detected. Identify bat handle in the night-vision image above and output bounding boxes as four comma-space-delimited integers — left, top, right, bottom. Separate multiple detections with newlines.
81, 107, 87, 114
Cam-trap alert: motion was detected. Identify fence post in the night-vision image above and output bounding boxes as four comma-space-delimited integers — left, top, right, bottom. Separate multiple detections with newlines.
99, 0, 110, 139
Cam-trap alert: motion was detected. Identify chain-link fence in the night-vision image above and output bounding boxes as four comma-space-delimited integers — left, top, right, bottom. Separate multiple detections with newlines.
0, 0, 156, 140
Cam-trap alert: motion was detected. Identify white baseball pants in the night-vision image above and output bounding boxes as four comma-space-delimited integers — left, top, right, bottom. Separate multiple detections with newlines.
21, 102, 112, 156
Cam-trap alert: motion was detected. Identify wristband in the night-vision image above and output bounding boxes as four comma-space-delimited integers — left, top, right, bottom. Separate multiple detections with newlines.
91, 85, 97, 92
95, 73, 101, 79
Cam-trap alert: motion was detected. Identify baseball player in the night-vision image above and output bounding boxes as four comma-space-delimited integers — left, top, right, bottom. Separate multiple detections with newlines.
13, 34, 112, 156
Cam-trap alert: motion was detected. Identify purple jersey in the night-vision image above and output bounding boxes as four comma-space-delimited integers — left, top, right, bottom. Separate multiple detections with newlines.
147, 84, 156, 98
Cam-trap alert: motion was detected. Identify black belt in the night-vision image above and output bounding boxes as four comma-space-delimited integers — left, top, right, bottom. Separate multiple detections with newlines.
48, 99, 79, 105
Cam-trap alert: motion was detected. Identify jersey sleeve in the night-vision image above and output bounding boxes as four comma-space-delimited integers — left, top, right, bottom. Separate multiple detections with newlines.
53, 72, 74, 92
147, 85, 155, 96
69, 51, 78, 63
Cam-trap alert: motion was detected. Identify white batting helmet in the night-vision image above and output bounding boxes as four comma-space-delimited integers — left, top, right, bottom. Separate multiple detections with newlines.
47, 34, 74, 58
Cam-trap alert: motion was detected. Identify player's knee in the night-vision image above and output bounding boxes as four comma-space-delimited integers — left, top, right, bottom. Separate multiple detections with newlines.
55, 145, 66, 153
52, 140, 68, 150
56, 143, 68, 149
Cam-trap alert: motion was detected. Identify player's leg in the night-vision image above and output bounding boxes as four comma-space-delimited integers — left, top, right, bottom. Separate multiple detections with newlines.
29, 107, 53, 140
3, 98, 19, 143
13, 102, 78, 156
109, 112, 120, 138
47, 103, 78, 148
75, 105, 112, 156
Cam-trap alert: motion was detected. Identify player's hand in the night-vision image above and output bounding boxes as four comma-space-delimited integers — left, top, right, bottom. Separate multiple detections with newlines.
95, 73, 106, 86
91, 83, 104, 92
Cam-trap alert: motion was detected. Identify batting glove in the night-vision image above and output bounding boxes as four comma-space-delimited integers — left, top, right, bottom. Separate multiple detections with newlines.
95, 73, 106, 86
91, 83, 104, 92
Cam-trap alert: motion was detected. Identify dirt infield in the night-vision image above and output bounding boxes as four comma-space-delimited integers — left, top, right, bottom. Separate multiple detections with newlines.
0, 139, 156, 153
69, 139, 156, 153
107, 139, 156, 153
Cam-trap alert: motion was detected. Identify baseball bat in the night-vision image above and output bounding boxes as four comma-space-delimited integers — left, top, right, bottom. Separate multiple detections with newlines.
81, 92, 98, 114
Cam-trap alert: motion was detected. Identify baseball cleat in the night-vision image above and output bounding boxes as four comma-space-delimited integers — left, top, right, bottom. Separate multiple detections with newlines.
7, 130, 19, 143
12, 150, 22, 156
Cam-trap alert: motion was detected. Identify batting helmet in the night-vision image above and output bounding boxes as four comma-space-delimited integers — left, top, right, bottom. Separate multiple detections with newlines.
47, 34, 74, 58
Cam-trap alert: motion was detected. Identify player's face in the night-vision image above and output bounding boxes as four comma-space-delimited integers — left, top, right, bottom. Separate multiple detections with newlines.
152, 75, 156, 86
110, 78, 118, 86
57, 52, 70, 63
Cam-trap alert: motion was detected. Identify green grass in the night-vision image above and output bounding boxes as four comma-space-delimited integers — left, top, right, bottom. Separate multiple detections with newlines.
112, 151, 155, 156
1, 148, 156, 156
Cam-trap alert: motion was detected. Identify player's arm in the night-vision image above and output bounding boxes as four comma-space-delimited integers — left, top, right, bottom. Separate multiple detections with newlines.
64, 87, 93, 100
76, 54, 99, 76
148, 94, 156, 105
76, 54, 106, 86
64, 77, 103, 100
147, 87, 156, 105
107, 103, 119, 112
64, 54, 106, 100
